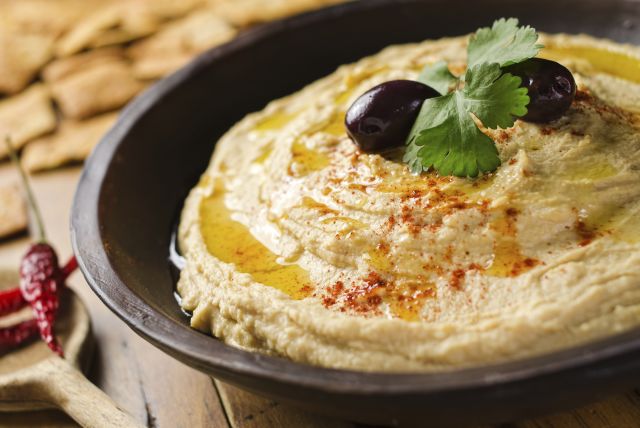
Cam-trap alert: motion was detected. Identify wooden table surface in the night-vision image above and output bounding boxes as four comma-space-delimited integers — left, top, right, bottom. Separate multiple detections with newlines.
1, 165, 640, 428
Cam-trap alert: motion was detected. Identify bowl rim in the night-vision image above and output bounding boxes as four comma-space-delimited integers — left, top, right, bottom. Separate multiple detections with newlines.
71, 0, 640, 396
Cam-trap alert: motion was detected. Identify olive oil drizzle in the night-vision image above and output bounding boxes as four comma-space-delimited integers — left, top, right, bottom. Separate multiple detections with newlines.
199, 181, 313, 299
486, 210, 539, 277
541, 46, 640, 84
254, 111, 298, 132
288, 142, 330, 177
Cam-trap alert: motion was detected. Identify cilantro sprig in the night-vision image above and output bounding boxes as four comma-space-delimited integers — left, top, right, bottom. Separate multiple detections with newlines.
468, 18, 542, 68
404, 18, 542, 177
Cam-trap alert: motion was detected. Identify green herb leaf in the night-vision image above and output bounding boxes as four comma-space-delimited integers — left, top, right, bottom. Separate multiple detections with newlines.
467, 18, 542, 68
418, 60, 457, 95
404, 63, 529, 177
405, 18, 540, 177
464, 63, 530, 128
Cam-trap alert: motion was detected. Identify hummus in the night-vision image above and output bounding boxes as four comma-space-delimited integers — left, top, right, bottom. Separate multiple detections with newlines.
177, 33, 640, 372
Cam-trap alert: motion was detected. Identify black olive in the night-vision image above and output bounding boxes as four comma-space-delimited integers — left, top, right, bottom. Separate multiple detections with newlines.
504, 58, 576, 123
345, 80, 439, 153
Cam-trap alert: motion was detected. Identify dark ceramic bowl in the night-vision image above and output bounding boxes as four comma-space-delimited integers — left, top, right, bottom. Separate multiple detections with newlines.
71, 1, 640, 426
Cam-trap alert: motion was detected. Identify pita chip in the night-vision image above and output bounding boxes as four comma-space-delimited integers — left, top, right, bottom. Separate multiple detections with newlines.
42, 47, 124, 83
128, 9, 237, 80
207, 0, 347, 27
130, 0, 205, 20
0, 182, 27, 239
55, 0, 205, 57
22, 112, 118, 172
47, 54, 146, 120
55, 5, 123, 57
0, 0, 101, 39
0, 30, 55, 94
0, 84, 57, 159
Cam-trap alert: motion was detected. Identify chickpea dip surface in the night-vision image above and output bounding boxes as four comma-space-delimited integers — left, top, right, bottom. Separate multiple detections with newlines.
177, 33, 640, 371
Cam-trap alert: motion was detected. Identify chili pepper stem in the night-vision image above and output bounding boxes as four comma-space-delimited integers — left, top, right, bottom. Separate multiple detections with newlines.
4, 137, 47, 243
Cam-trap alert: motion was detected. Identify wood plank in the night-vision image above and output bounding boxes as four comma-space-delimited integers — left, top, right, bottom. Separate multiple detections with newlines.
215, 381, 355, 428
128, 335, 230, 428
511, 389, 640, 428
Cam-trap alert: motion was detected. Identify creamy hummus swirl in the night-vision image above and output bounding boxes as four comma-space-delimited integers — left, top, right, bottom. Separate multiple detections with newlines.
178, 34, 640, 371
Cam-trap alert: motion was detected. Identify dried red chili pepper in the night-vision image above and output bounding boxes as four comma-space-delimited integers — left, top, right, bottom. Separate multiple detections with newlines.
0, 255, 77, 352
0, 287, 26, 316
0, 319, 38, 352
19, 243, 65, 356
0, 256, 78, 319
5, 137, 69, 357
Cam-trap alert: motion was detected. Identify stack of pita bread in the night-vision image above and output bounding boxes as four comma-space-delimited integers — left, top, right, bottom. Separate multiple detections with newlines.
0, 0, 347, 239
